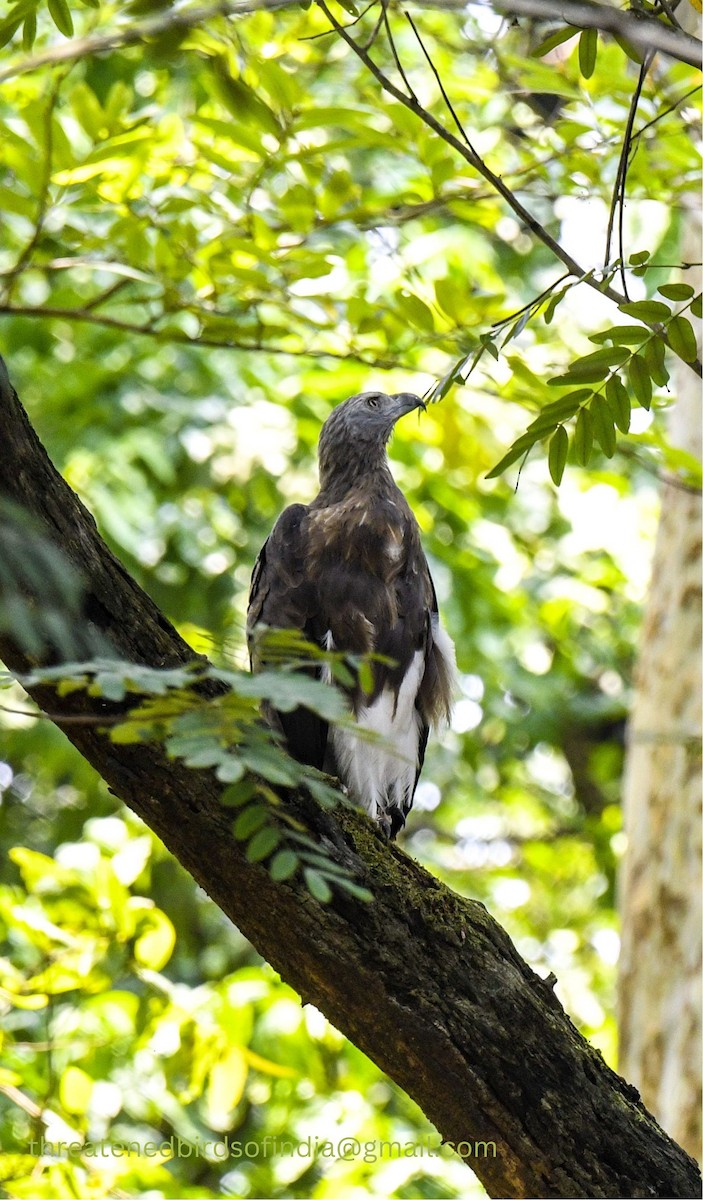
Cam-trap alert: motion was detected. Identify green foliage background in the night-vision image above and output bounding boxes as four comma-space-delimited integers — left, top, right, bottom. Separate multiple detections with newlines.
0, 0, 699, 1195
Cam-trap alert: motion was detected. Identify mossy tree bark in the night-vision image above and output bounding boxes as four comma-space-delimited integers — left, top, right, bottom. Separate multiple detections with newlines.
0, 359, 700, 1200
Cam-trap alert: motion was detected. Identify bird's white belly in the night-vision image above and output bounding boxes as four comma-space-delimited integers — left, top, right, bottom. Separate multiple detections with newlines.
328, 649, 424, 821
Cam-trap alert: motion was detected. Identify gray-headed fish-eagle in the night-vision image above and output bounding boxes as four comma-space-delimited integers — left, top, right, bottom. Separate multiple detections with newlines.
247, 390, 456, 838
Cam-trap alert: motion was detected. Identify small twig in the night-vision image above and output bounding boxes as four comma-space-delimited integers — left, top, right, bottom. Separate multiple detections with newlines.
490, 271, 572, 330
383, 2, 417, 98
362, 0, 386, 52
301, 0, 378, 41
405, 10, 473, 145
653, 0, 684, 31
605, 56, 652, 297
0, 302, 406, 370
82, 277, 135, 312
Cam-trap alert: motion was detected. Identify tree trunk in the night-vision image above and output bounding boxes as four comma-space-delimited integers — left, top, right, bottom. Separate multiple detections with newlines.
618, 209, 702, 1162
0, 358, 700, 1200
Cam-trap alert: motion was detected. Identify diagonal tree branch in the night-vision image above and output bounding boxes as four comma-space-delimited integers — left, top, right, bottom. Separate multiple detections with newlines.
0, 355, 700, 1199
482, 0, 702, 68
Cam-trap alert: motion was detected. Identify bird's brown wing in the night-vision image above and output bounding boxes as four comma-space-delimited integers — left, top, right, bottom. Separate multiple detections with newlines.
247, 504, 329, 770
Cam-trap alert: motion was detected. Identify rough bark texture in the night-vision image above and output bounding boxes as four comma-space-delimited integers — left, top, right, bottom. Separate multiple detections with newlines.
618, 204, 703, 1162
0, 361, 700, 1200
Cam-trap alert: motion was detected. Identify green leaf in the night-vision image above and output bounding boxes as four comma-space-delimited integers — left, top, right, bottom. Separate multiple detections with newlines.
0, 18, 21, 48
396, 290, 435, 332
335, 878, 374, 903
548, 426, 568, 485
485, 432, 537, 479
532, 26, 577, 56
629, 250, 650, 266
548, 347, 627, 385
236, 671, 346, 721
589, 325, 650, 346
246, 826, 282, 863
613, 33, 643, 63
233, 804, 269, 841
210, 58, 281, 140
618, 300, 671, 323
303, 869, 333, 904
667, 316, 699, 364
573, 408, 593, 466
691, 294, 702, 319
221, 779, 257, 808
22, 10, 36, 49
578, 29, 598, 79
627, 355, 653, 410
479, 334, 499, 361
543, 284, 570, 325
215, 756, 246, 783
501, 310, 531, 347
657, 283, 695, 301
605, 375, 631, 433
240, 743, 301, 786
47, 0, 73, 35
591, 395, 616, 457
269, 849, 299, 882
357, 658, 374, 698
643, 338, 669, 388
528, 390, 591, 433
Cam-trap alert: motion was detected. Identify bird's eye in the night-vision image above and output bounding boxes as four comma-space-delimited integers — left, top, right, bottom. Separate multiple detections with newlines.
366, 395, 380, 409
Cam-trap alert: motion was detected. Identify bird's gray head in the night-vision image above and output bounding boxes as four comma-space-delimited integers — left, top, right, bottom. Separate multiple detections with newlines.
318, 390, 425, 491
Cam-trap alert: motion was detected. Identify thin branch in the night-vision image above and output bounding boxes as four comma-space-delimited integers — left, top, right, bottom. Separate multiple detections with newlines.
426, 0, 703, 68
632, 83, 702, 144
0, 302, 405, 370
489, 271, 572, 329
404, 10, 477, 151
605, 56, 652, 295
383, 2, 418, 98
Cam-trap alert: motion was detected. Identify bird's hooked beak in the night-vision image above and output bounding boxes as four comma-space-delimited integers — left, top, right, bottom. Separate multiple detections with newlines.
390, 392, 426, 421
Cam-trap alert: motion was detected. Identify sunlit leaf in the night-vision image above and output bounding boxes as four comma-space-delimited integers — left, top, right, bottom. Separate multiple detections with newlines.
605, 375, 631, 433
627, 355, 653, 410
60, 1066, 93, 1115
667, 316, 699, 364
591, 395, 616, 457
578, 29, 598, 79
548, 426, 568, 485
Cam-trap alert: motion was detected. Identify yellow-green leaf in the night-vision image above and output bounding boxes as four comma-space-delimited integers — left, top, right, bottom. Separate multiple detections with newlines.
627, 355, 652, 410
668, 316, 699, 364
573, 408, 593, 466
548, 426, 568, 485
643, 338, 669, 389
60, 1066, 93, 1115
578, 29, 598, 79
134, 911, 176, 970
47, 0, 73, 36
591, 395, 616, 457
605, 375, 631, 433
207, 1046, 248, 1115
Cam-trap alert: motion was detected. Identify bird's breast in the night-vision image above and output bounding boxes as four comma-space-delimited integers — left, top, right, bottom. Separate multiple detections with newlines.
308, 499, 409, 580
